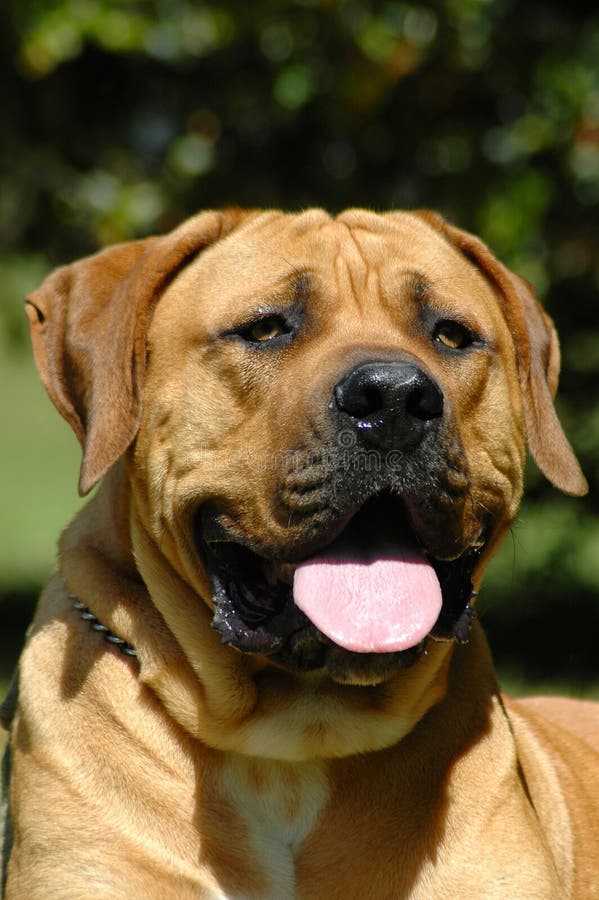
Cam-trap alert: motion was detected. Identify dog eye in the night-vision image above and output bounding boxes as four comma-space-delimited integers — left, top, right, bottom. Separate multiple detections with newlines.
242, 315, 290, 343
433, 320, 474, 351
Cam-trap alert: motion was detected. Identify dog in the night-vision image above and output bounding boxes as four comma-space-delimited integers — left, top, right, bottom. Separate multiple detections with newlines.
1, 208, 597, 898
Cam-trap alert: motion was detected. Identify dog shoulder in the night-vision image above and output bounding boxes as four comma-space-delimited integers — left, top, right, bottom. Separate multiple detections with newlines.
504, 694, 599, 897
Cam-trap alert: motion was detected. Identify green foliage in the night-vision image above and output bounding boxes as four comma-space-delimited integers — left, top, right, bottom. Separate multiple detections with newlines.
1, 0, 598, 686
0, 352, 83, 592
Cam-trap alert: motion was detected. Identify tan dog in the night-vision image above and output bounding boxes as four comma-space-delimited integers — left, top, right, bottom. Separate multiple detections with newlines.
2, 209, 598, 898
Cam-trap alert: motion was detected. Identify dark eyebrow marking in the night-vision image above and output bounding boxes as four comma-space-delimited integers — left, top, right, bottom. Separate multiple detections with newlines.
407, 270, 433, 302
289, 269, 313, 303
217, 269, 313, 339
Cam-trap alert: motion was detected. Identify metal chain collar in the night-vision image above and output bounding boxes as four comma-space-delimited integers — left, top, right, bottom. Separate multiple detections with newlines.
69, 595, 138, 659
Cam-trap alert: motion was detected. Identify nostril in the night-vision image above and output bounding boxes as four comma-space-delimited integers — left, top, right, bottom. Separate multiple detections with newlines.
364, 387, 385, 415
406, 384, 444, 421
334, 384, 384, 419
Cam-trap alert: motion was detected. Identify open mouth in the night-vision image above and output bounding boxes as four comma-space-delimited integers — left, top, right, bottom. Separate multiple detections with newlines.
197, 493, 483, 675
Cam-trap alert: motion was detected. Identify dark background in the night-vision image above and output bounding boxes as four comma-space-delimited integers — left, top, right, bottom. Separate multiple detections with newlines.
1, 0, 598, 694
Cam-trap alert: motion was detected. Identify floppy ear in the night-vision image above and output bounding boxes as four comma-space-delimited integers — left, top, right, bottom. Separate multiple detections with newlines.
415, 210, 588, 497
26, 209, 245, 496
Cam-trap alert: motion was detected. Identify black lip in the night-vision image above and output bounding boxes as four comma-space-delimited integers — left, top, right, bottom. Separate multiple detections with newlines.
197, 495, 483, 674
429, 548, 481, 643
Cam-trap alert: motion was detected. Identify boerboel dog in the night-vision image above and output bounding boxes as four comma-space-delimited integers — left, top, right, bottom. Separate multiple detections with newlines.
1, 209, 597, 898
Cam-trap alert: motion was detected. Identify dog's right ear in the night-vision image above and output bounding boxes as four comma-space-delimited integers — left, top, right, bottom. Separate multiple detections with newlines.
26, 209, 246, 496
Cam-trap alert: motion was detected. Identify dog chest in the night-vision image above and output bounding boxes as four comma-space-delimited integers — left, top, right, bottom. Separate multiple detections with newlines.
213, 755, 329, 898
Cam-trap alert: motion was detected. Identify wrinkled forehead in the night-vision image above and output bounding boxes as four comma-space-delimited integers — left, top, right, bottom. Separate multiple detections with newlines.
164, 208, 496, 316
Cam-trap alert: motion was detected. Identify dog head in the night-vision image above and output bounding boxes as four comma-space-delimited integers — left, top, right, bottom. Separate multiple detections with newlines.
27, 209, 587, 688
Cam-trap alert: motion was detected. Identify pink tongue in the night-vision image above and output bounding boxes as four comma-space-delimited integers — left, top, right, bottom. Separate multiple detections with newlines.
293, 526, 442, 654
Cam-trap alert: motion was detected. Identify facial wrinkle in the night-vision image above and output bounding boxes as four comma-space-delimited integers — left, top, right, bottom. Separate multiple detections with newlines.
333, 222, 377, 315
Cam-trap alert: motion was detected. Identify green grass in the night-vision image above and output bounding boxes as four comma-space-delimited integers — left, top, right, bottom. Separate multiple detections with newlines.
0, 349, 84, 592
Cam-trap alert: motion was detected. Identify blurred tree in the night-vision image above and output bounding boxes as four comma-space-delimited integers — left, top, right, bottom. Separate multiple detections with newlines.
1, 0, 598, 682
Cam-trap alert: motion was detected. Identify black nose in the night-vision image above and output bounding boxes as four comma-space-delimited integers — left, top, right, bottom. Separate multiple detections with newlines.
334, 361, 443, 449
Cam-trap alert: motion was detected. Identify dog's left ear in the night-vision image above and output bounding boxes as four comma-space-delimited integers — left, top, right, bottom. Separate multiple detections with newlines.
25, 209, 246, 496
415, 211, 588, 497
